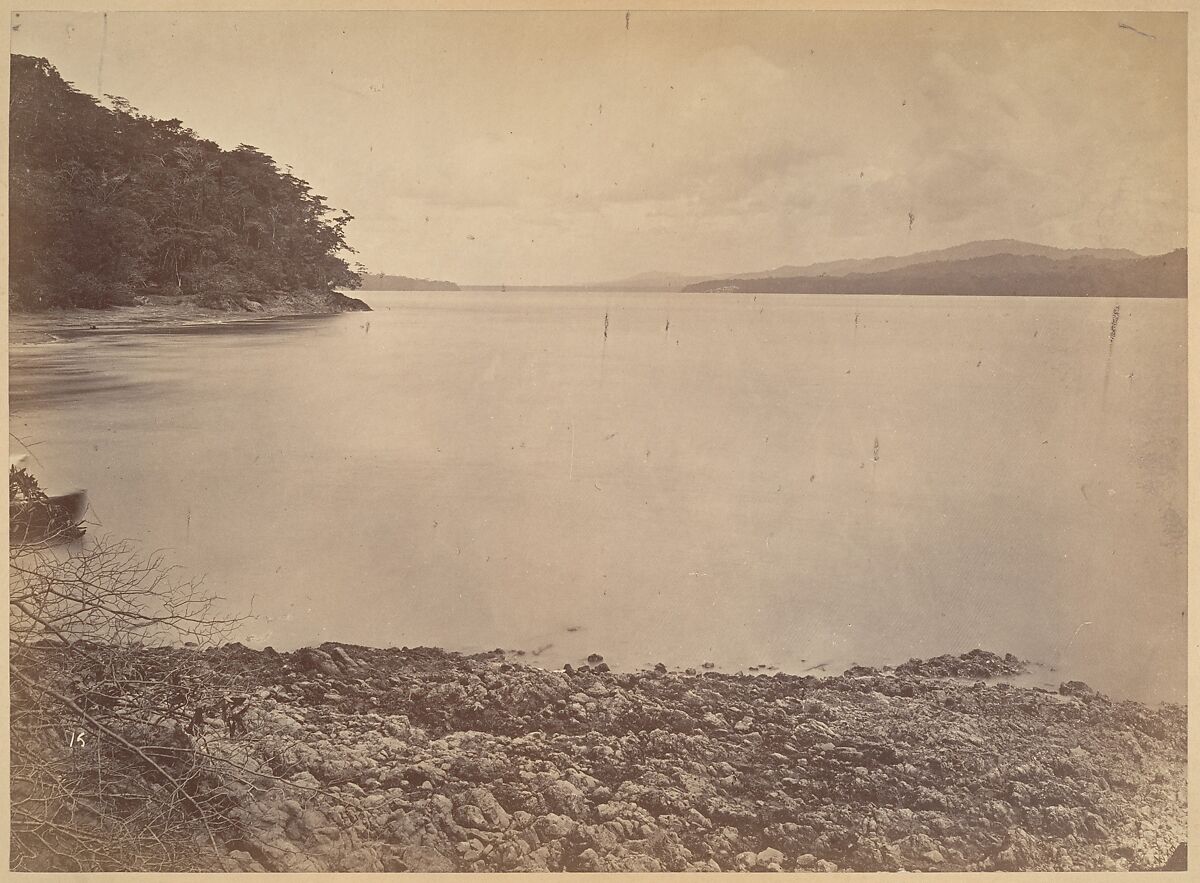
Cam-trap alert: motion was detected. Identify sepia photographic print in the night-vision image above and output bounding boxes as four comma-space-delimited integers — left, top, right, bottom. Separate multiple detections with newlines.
6, 6, 1190, 875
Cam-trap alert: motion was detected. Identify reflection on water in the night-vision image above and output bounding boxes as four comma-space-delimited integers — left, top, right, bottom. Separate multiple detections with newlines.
8, 291, 1187, 702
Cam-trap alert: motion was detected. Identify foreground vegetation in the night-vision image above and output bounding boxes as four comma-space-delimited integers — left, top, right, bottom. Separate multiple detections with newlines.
9, 468, 249, 870
10, 55, 364, 313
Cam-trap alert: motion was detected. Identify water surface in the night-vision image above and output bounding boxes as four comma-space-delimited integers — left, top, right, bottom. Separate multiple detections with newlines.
9, 291, 1187, 701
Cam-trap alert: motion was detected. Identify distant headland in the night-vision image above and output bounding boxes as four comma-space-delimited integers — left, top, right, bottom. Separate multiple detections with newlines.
357, 274, 460, 292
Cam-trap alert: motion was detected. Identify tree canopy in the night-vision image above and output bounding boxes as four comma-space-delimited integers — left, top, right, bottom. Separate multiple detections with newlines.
10, 54, 362, 311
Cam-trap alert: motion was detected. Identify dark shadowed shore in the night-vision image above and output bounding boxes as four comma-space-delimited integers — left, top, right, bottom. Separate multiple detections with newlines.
9, 290, 369, 346
35, 643, 1185, 873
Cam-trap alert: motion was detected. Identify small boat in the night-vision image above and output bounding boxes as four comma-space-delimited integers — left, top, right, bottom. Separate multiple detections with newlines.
9, 458, 88, 547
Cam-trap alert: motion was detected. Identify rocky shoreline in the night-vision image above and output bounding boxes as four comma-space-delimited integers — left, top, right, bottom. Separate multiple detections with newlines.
132, 644, 1185, 872
8, 289, 370, 346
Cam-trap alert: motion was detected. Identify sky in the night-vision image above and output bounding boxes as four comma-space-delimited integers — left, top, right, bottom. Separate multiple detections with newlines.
10, 10, 1188, 286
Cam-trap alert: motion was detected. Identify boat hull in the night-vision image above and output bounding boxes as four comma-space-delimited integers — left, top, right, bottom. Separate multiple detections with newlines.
10, 490, 88, 546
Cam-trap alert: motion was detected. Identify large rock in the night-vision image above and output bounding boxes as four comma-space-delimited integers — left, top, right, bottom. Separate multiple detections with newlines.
757, 846, 785, 868
330, 647, 360, 670
454, 787, 510, 830
539, 779, 587, 818
995, 827, 1054, 871
533, 813, 577, 841
294, 648, 342, 677
391, 844, 456, 872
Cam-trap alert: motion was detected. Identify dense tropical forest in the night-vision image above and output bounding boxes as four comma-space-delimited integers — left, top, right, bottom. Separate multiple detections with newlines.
9, 54, 365, 312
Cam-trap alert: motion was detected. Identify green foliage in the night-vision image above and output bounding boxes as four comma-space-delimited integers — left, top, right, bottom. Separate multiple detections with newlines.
10, 55, 362, 311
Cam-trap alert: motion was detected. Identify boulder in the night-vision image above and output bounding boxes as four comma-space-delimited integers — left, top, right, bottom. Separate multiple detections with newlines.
540, 779, 587, 818
735, 850, 758, 869
294, 648, 342, 677
394, 844, 456, 872
757, 846, 785, 867
454, 787, 510, 830
533, 813, 577, 841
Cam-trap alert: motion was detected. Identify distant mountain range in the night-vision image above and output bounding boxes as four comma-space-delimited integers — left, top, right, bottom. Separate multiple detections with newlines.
722, 239, 1144, 281
357, 273, 459, 291
590, 240, 1185, 297
684, 247, 1185, 298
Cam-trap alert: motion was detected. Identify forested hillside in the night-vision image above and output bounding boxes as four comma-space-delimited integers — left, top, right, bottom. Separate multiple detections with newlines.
10, 55, 365, 312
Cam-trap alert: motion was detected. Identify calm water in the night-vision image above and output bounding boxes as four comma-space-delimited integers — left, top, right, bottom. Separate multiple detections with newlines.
9, 291, 1187, 702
